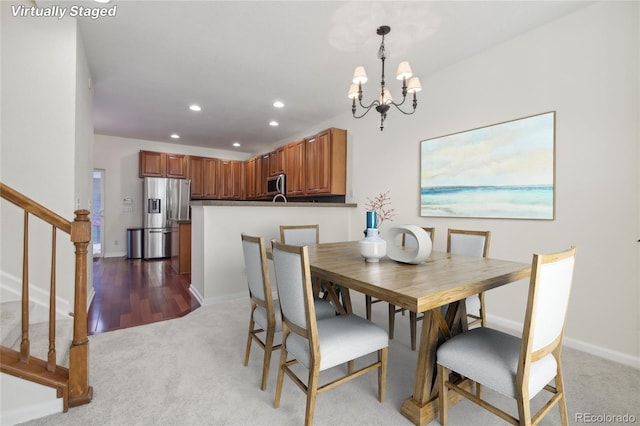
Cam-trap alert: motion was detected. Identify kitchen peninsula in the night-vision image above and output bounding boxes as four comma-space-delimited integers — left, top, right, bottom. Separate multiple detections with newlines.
189, 200, 357, 305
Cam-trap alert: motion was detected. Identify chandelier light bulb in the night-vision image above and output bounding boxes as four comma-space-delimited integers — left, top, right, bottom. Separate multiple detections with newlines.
407, 77, 422, 94
396, 61, 413, 81
352, 66, 368, 84
381, 89, 393, 105
348, 84, 359, 99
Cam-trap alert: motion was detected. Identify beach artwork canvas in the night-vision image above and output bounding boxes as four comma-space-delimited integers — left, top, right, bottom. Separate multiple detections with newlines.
420, 112, 555, 219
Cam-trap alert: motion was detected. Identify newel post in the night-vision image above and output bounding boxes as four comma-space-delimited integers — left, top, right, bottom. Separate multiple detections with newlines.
68, 209, 93, 406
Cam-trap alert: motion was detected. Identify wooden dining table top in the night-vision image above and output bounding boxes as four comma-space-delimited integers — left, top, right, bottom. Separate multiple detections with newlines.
304, 241, 531, 314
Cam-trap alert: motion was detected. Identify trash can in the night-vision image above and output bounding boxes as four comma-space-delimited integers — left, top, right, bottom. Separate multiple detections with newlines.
127, 228, 143, 259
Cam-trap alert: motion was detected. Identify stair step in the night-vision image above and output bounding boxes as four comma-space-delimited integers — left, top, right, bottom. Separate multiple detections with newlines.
1, 301, 35, 348
27, 318, 74, 368
1, 302, 74, 367
1, 346, 69, 412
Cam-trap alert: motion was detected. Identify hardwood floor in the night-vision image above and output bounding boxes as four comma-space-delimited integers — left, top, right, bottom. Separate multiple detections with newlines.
88, 257, 200, 335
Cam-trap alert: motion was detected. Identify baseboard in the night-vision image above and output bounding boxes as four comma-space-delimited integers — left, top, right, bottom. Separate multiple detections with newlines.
0, 271, 71, 321
188, 285, 204, 306
103, 251, 127, 258
487, 313, 640, 370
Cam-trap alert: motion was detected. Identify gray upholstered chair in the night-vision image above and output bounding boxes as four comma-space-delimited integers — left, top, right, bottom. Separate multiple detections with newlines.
436, 246, 576, 425
271, 240, 388, 426
366, 227, 435, 351
447, 228, 491, 328
280, 224, 340, 304
279, 224, 320, 246
241, 234, 335, 391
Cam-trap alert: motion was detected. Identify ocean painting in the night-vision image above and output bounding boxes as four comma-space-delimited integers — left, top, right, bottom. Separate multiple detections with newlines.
420, 112, 555, 219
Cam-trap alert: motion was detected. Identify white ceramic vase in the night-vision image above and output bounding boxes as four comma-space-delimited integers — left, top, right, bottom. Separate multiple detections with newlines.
359, 228, 387, 262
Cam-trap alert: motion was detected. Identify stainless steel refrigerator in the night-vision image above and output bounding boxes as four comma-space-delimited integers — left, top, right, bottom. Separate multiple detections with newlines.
143, 177, 190, 259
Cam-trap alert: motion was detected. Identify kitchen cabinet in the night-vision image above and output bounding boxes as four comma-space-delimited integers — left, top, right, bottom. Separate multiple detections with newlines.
139, 150, 187, 178
203, 158, 220, 198
284, 139, 306, 196
269, 147, 285, 176
243, 157, 257, 199
139, 151, 165, 177
305, 128, 346, 195
188, 156, 205, 198
255, 154, 270, 198
166, 153, 188, 178
219, 159, 242, 199
171, 221, 191, 274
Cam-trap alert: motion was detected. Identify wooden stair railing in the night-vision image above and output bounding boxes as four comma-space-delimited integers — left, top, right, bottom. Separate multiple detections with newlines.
0, 182, 93, 411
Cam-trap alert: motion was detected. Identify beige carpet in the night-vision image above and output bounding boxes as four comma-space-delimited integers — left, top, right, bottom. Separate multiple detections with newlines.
21, 293, 640, 425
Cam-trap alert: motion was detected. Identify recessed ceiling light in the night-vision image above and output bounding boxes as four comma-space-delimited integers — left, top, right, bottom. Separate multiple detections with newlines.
273, 101, 284, 108
94, 0, 111, 3
232, 142, 241, 147
189, 104, 202, 112
269, 121, 279, 127
170, 134, 180, 139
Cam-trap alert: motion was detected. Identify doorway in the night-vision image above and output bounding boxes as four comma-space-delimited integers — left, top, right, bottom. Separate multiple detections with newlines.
92, 169, 105, 257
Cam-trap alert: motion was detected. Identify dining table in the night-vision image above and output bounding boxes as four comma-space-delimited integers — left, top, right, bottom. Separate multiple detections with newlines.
301, 240, 531, 426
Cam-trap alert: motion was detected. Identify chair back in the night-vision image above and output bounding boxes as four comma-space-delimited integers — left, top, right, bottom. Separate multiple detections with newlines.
523, 247, 577, 354
447, 228, 491, 258
271, 241, 315, 334
241, 234, 271, 303
280, 224, 319, 246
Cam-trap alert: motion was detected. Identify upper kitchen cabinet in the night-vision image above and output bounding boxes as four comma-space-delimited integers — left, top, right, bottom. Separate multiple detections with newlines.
305, 128, 346, 195
256, 154, 270, 198
166, 153, 188, 178
139, 150, 166, 177
188, 156, 205, 198
219, 159, 242, 199
203, 157, 220, 198
139, 150, 187, 179
284, 139, 306, 196
269, 147, 285, 176
243, 157, 257, 200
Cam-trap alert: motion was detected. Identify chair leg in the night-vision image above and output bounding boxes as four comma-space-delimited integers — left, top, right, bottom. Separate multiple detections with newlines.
555, 364, 569, 426
388, 304, 396, 339
260, 327, 275, 391
365, 295, 372, 320
438, 364, 448, 426
305, 364, 320, 426
244, 315, 255, 366
274, 330, 289, 409
409, 312, 418, 351
516, 390, 533, 426
378, 347, 388, 402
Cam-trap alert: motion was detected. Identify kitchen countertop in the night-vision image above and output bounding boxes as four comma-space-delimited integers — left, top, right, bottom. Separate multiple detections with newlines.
190, 200, 357, 208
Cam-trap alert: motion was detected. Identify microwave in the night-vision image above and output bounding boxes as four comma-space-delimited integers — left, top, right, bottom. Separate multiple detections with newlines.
267, 173, 286, 196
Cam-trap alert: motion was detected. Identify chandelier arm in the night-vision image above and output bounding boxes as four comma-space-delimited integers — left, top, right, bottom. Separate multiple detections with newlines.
358, 98, 381, 111
352, 103, 379, 119
391, 102, 417, 115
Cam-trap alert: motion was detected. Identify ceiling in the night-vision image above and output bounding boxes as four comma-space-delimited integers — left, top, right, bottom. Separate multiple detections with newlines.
74, 0, 592, 155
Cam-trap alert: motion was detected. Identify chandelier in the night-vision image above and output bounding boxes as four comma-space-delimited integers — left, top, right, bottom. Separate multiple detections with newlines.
348, 25, 422, 131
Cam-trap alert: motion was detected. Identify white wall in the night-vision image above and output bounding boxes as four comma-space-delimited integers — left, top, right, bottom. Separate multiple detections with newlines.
277, 2, 639, 366
1, 1, 93, 307
93, 134, 250, 257
192, 204, 353, 304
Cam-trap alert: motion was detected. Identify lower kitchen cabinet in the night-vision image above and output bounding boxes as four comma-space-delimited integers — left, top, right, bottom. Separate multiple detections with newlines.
171, 221, 191, 274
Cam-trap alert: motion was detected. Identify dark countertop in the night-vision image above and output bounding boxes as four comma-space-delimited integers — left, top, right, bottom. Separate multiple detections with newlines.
190, 200, 357, 208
